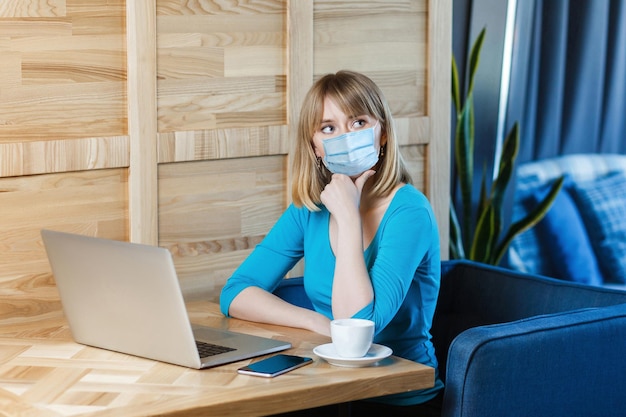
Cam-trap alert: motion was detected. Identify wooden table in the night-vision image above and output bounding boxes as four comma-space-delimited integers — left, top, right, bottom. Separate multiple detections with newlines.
0, 301, 435, 417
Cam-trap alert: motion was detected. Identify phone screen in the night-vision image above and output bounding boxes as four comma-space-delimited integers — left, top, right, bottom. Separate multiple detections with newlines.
237, 354, 313, 378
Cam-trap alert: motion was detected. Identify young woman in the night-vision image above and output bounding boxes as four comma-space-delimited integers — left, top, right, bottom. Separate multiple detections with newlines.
220, 70, 443, 415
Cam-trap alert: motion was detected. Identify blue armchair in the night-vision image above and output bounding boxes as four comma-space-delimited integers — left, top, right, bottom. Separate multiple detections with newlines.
273, 260, 626, 417
434, 260, 626, 417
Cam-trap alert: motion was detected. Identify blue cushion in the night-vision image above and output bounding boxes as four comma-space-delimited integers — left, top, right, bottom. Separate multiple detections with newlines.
509, 154, 626, 277
527, 176, 603, 285
571, 172, 626, 284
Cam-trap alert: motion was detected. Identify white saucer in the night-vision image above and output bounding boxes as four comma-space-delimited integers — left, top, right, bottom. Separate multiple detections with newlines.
313, 343, 393, 368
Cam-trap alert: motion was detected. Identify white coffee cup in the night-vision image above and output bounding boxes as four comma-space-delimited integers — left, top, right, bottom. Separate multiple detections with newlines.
330, 318, 375, 358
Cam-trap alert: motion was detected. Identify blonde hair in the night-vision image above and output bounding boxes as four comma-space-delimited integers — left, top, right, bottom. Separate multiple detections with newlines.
291, 70, 412, 211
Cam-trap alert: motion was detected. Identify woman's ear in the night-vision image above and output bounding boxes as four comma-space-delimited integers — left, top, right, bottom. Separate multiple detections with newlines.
379, 124, 387, 147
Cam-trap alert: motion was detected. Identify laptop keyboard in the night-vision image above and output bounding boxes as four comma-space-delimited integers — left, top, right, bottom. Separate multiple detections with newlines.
195, 340, 236, 357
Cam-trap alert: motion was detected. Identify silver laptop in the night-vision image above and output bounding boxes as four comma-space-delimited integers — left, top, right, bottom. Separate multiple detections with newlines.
41, 229, 290, 369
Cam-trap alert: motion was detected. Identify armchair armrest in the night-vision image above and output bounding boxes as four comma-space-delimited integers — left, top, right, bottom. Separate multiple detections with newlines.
442, 303, 626, 417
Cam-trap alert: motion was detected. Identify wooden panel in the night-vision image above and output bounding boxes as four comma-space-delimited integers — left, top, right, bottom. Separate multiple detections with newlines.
395, 117, 431, 146
156, 0, 287, 135
158, 125, 289, 163
0, 1, 127, 143
0, 1, 67, 17
155, 0, 291, 297
313, 0, 427, 119
400, 144, 427, 192
0, 136, 129, 178
0, 169, 128, 318
158, 156, 286, 301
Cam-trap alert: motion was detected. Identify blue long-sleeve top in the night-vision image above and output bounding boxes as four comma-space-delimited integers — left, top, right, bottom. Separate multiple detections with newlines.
220, 184, 443, 405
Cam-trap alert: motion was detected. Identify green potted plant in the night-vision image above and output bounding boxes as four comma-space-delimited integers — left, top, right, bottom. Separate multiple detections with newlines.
450, 28, 563, 265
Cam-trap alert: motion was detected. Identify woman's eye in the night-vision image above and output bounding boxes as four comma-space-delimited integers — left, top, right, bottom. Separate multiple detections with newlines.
352, 119, 367, 129
321, 125, 334, 134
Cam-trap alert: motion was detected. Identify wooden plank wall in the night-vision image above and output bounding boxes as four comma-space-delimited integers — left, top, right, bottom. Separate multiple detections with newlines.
0, 1, 451, 318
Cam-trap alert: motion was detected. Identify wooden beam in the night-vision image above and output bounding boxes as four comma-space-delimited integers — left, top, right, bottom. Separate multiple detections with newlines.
427, 0, 452, 258
287, 0, 314, 207
126, 0, 158, 245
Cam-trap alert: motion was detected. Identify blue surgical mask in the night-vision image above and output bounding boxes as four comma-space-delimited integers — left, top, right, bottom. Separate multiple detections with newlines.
322, 124, 379, 176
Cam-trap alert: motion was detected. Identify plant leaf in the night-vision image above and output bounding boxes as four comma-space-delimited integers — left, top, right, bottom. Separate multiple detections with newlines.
492, 176, 565, 264
487, 123, 519, 263
477, 162, 489, 217
466, 28, 486, 97
449, 200, 465, 259
491, 123, 519, 208
455, 97, 474, 250
470, 204, 495, 262
452, 55, 461, 114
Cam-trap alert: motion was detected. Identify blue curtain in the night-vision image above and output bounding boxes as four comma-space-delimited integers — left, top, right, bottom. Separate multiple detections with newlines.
451, 0, 626, 264
507, 0, 626, 163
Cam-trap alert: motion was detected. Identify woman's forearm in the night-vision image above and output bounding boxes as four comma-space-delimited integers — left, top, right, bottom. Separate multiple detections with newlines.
228, 286, 331, 336
331, 216, 374, 319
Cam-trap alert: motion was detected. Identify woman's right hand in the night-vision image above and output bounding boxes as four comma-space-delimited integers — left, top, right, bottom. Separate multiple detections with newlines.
320, 170, 375, 221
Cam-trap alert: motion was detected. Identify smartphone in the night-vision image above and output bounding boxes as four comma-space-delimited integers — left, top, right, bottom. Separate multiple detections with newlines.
237, 354, 313, 378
